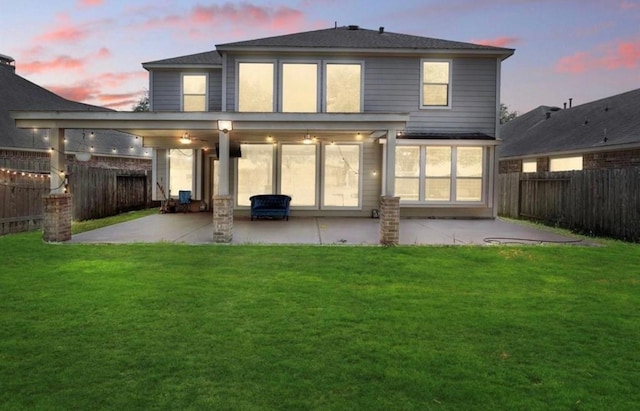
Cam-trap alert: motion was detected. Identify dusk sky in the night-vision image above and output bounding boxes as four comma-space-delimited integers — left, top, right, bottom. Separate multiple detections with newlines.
3, 0, 639, 115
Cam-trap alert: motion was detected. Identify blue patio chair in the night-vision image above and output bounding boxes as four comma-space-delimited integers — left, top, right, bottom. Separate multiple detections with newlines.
178, 190, 191, 213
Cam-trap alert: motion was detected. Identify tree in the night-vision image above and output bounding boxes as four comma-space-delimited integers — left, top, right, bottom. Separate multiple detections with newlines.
132, 90, 149, 112
500, 103, 518, 124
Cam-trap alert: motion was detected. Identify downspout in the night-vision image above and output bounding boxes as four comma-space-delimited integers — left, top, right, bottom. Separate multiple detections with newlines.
492, 57, 501, 218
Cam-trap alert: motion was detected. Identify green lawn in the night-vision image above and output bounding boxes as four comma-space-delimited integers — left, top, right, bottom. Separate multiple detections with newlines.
1, 225, 639, 410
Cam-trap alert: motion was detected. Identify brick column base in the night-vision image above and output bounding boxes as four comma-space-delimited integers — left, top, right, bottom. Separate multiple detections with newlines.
212, 195, 233, 243
379, 196, 400, 246
43, 194, 72, 242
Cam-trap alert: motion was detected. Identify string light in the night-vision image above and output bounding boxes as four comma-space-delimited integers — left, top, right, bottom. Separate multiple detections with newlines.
0, 167, 51, 189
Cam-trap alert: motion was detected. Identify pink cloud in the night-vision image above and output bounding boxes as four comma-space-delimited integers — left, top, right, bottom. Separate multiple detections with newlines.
620, 0, 640, 10
142, 2, 307, 38
471, 36, 519, 48
78, 0, 104, 6
97, 92, 141, 110
97, 71, 147, 88
19, 55, 86, 75
96, 47, 111, 59
556, 38, 640, 73
555, 51, 591, 74
36, 14, 91, 43
47, 82, 98, 102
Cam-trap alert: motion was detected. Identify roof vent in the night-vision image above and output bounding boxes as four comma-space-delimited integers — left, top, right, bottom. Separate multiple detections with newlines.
379, 26, 385, 33
0, 53, 15, 72
347, 25, 359, 30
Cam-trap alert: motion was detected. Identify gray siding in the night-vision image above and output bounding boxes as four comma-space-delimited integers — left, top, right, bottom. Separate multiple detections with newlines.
365, 57, 497, 135
151, 71, 180, 111
150, 68, 222, 112
222, 54, 498, 136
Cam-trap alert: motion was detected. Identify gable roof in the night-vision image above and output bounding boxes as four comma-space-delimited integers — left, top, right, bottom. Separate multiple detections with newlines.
216, 25, 514, 58
500, 88, 640, 158
0, 63, 145, 157
142, 50, 222, 69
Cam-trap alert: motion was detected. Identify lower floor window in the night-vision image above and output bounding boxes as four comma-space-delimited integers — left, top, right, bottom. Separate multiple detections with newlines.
395, 145, 485, 203
169, 149, 193, 196
236, 142, 362, 209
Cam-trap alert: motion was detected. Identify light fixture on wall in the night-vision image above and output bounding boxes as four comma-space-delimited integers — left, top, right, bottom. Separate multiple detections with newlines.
180, 133, 191, 144
302, 133, 313, 144
217, 120, 233, 133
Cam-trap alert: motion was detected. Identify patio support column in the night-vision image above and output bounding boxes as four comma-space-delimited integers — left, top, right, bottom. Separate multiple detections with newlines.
212, 130, 233, 243
43, 127, 72, 242
380, 129, 400, 245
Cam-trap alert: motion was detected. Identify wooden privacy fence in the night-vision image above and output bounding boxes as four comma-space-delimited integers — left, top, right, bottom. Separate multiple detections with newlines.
68, 165, 151, 221
0, 170, 49, 235
499, 168, 640, 242
1, 165, 152, 235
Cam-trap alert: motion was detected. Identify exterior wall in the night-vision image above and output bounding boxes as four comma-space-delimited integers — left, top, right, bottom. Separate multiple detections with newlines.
499, 159, 521, 174
500, 148, 640, 173
150, 68, 222, 111
223, 54, 498, 136
150, 71, 180, 111
584, 149, 640, 169
365, 57, 497, 135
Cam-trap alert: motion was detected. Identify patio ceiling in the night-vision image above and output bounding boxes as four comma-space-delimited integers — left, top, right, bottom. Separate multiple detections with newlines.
12, 111, 409, 149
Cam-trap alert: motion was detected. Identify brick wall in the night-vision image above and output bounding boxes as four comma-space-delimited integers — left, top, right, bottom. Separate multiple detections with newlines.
379, 196, 400, 246
500, 149, 640, 174
43, 194, 72, 242
584, 149, 640, 169
499, 159, 521, 174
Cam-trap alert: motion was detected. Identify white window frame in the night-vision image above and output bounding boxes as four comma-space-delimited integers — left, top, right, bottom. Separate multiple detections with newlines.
388, 142, 489, 205
321, 142, 363, 210
323, 61, 364, 113
279, 60, 320, 113
235, 60, 277, 112
522, 159, 537, 173
279, 143, 320, 209
420, 59, 452, 109
549, 156, 583, 172
181, 73, 208, 112
234, 142, 365, 211
235, 143, 276, 207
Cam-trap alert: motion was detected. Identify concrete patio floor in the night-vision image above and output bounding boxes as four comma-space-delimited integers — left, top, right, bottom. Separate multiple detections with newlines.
68, 212, 586, 246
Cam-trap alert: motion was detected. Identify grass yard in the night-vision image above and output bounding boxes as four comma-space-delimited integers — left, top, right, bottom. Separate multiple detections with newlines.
1, 222, 639, 410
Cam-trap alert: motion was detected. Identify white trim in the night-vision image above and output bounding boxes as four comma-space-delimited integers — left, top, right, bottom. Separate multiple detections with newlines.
180, 73, 209, 112
321, 142, 364, 210
279, 142, 320, 209
323, 60, 364, 113
235, 59, 277, 112
279, 60, 321, 113
221, 53, 227, 112
384, 143, 489, 206
420, 58, 452, 109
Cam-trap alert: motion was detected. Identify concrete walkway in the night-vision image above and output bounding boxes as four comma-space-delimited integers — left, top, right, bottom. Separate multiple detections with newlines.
68, 212, 585, 246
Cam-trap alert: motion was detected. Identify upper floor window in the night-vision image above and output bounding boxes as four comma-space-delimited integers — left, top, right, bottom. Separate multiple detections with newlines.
325, 63, 362, 113
238, 62, 274, 112
421, 60, 451, 108
282, 63, 318, 113
182, 74, 207, 111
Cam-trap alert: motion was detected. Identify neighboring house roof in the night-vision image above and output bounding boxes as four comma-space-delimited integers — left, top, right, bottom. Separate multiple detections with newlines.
142, 50, 222, 69
0, 60, 146, 158
500, 88, 640, 158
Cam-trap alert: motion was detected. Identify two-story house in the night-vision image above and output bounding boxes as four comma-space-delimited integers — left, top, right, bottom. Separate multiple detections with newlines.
12, 25, 514, 243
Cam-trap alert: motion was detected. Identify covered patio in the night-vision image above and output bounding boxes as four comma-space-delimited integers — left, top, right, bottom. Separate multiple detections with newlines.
13, 110, 409, 244
67, 213, 585, 245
